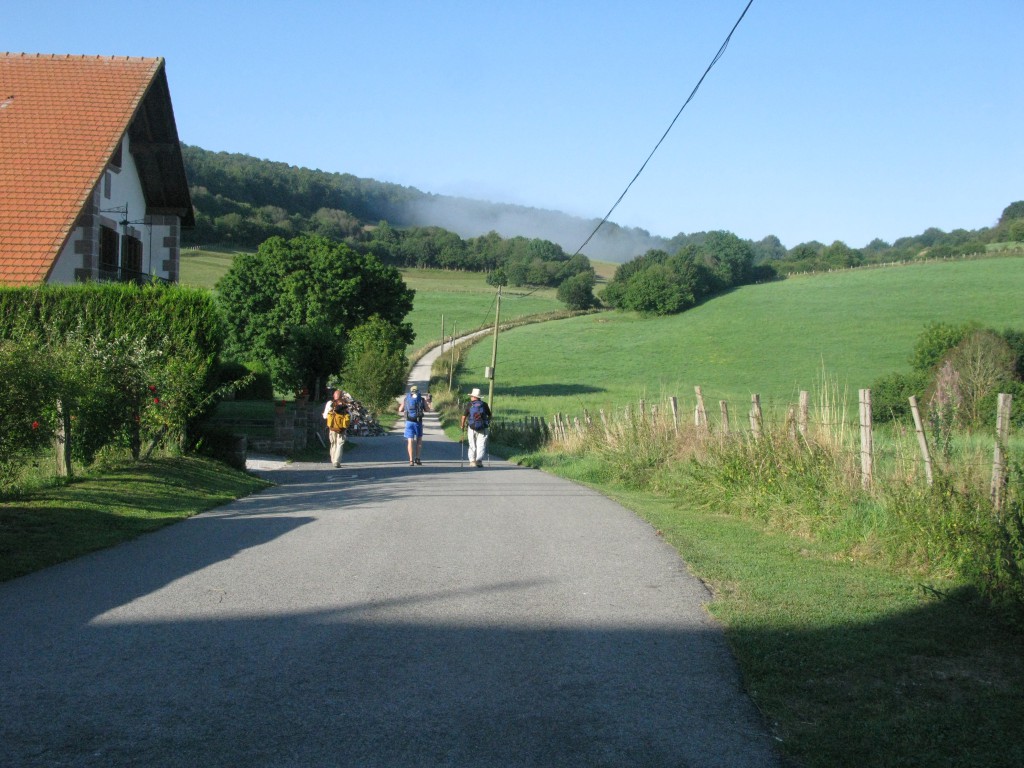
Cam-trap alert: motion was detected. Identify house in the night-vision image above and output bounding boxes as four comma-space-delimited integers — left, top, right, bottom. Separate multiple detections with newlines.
0, 53, 194, 286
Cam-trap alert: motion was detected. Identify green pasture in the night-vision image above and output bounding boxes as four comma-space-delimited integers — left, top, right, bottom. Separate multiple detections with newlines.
460, 256, 1024, 422
400, 269, 563, 354
178, 247, 244, 290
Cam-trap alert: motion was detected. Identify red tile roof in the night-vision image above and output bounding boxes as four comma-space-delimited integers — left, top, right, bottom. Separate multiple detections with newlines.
0, 54, 164, 285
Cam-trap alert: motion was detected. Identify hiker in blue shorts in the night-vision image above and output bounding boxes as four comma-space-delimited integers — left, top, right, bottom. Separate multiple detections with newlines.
398, 385, 430, 466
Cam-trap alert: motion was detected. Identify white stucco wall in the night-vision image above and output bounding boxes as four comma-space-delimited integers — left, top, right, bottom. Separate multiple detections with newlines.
48, 133, 180, 284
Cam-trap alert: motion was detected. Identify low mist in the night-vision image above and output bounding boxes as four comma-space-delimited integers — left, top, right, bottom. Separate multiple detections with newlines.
401, 195, 669, 263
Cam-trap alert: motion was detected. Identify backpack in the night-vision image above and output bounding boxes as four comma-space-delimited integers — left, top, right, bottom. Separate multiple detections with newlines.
405, 393, 422, 421
326, 409, 350, 432
467, 399, 490, 431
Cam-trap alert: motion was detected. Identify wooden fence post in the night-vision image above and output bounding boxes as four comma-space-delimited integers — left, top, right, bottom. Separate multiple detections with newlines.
54, 399, 72, 478
798, 390, 809, 439
859, 388, 873, 490
720, 401, 730, 434
908, 396, 933, 486
749, 394, 762, 438
669, 396, 679, 434
785, 406, 797, 441
694, 386, 708, 429
991, 392, 1012, 512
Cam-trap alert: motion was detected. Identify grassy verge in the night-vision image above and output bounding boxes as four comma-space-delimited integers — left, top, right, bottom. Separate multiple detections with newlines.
515, 450, 1024, 768
0, 456, 270, 582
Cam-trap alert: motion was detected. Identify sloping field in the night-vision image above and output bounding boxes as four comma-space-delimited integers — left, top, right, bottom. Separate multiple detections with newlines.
400, 268, 562, 353
459, 256, 1024, 420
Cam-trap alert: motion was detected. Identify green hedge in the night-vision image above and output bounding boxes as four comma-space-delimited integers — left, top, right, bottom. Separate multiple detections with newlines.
0, 283, 227, 482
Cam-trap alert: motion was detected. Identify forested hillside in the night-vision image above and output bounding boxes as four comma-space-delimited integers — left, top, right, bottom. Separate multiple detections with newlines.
181, 145, 1024, 273
181, 145, 666, 262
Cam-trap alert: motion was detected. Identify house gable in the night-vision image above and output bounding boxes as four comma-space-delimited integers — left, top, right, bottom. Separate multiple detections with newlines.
0, 53, 193, 286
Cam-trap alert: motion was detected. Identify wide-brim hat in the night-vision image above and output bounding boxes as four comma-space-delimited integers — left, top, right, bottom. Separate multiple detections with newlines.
470, 387, 482, 398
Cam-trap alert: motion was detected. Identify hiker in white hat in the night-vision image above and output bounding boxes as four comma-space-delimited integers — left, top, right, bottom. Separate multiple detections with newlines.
459, 387, 492, 468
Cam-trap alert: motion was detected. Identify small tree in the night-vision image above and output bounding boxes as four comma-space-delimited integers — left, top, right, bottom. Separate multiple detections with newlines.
943, 330, 1016, 428
341, 316, 409, 415
556, 272, 597, 310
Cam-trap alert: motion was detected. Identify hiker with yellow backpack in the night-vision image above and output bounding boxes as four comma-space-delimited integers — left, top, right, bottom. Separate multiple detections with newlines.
323, 389, 351, 467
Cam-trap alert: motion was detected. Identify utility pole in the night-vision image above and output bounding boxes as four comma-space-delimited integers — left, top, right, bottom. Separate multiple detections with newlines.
487, 286, 501, 407
448, 321, 457, 392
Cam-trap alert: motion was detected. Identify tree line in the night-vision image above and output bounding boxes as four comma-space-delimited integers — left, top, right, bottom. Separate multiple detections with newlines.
181, 144, 1024, 318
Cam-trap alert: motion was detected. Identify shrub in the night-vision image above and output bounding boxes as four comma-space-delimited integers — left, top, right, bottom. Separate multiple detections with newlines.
556, 272, 597, 310
0, 337, 59, 490
910, 321, 974, 372
219, 360, 274, 400
870, 370, 930, 423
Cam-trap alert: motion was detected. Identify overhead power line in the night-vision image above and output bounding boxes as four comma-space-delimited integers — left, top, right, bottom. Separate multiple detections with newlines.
571, 0, 757, 258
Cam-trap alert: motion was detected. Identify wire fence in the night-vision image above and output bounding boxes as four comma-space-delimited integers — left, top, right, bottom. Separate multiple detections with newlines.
492, 386, 1017, 508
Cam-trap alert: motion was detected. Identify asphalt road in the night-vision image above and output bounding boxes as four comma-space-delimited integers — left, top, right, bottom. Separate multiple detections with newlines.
0, 345, 782, 767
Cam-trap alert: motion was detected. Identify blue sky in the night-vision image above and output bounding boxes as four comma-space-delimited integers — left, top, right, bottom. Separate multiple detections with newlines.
6, 1, 1023, 250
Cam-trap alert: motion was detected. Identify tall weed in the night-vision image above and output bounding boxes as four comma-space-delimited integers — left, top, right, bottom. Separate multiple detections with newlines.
535, 393, 1024, 616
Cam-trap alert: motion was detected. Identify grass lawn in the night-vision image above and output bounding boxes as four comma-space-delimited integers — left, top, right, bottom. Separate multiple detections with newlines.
0, 456, 270, 582
459, 256, 1024, 422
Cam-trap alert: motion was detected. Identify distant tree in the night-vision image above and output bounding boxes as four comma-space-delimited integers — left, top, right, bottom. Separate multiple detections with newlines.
311, 208, 361, 240
556, 272, 597, 311
998, 201, 1024, 227
621, 265, 689, 315
751, 235, 786, 263
1008, 219, 1024, 242
863, 238, 891, 254
216, 235, 414, 395
485, 268, 508, 287
822, 241, 863, 269
702, 230, 755, 286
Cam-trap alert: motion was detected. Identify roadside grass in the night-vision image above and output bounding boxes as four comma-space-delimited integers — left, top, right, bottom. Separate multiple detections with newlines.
458, 256, 1024, 422
514, 450, 1024, 768
0, 456, 270, 582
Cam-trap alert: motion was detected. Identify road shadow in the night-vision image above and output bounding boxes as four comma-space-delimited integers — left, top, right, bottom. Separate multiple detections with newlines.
0, 598, 782, 767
